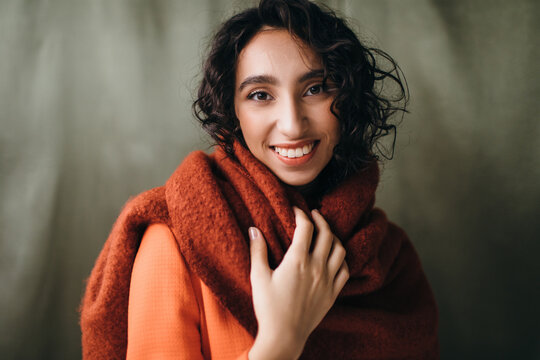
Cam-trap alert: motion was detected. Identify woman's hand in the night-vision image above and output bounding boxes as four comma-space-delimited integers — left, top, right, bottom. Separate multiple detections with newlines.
247, 207, 349, 360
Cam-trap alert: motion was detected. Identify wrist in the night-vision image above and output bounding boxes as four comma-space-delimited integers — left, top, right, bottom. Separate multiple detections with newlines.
248, 329, 304, 360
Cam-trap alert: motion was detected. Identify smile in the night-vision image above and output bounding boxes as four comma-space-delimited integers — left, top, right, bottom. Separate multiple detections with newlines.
272, 142, 315, 158
270, 141, 319, 166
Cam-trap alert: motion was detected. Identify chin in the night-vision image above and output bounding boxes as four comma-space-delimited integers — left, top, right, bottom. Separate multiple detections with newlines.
275, 171, 319, 187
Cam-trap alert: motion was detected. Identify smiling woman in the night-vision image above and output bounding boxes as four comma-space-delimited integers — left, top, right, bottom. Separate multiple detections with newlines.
234, 29, 340, 186
80, 1, 439, 359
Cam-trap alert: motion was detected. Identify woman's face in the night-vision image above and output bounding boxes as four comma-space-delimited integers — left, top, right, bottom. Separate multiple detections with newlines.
234, 28, 339, 186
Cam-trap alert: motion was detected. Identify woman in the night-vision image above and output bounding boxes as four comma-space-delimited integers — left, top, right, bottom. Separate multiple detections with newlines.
80, 0, 439, 359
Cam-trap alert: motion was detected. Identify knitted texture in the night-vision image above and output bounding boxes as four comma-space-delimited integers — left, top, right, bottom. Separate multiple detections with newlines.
80, 142, 439, 359
80, 187, 170, 359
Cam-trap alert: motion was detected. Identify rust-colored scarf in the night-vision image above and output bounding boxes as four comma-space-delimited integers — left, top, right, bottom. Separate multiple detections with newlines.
80, 142, 439, 359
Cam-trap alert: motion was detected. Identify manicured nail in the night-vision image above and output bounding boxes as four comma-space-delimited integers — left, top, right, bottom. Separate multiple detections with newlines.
249, 227, 258, 240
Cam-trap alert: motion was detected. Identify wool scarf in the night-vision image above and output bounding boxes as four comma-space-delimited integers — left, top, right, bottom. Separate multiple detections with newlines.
80, 142, 439, 359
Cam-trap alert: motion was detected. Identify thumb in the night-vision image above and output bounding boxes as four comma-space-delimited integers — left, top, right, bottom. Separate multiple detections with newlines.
249, 227, 270, 280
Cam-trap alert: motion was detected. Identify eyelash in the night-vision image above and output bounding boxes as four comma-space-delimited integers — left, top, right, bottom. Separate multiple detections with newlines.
305, 84, 323, 96
247, 84, 325, 101
247, 90, 272, 101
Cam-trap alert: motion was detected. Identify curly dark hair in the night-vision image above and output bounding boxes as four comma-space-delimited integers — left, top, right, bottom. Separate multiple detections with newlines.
193, 0, 408, 190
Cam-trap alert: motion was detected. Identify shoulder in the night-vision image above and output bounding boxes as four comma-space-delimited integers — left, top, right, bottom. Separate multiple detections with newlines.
133, 223, 183, 276
129, 223, 200, 326
136, 224, 178, 261
119, 186, 169, 223
131, 224, 198, 295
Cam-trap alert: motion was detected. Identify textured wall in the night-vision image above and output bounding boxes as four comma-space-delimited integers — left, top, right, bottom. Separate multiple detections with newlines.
0, 0, 538, 359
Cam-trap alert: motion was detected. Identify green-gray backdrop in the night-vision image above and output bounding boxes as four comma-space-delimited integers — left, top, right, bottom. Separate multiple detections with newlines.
1, 0, 538, 359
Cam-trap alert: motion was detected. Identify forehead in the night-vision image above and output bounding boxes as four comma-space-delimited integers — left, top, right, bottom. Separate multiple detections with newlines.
236, 28, 322, 82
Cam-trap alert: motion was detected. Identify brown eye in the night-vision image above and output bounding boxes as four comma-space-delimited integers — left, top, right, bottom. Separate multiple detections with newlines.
305, 85, 322, 96
248, 91, 272, 101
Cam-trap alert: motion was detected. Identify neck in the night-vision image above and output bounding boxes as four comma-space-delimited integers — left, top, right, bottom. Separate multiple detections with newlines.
289, 177, 323, 209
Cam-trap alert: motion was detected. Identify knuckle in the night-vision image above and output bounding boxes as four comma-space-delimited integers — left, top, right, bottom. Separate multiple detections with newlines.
319, 224, 333, 239
314, 211, 330, 226
303, 219, 314, 233
288, 254, 306, 271
311, 259, 325, 276
343, 265, 350, 277
315, 215, 330, 230
316, 229, 331, 245
334, 243, 346, 260
342, 263, 350, 278
311, 267, 324, 283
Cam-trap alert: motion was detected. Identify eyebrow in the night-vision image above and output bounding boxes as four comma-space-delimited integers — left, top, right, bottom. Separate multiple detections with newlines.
238, 75, 277, 92
237, 69, 325, 92
298, 69, 324, 83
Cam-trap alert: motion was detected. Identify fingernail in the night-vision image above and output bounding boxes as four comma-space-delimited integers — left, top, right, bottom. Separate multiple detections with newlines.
249, 227, 258, 240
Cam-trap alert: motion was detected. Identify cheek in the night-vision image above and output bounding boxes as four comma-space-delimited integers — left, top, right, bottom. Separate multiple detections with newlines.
331, 120, 340, 145
237, 108, 263, 147
308, 98, 338, 126
326, 105, 341, 145
313, 105, 340, 145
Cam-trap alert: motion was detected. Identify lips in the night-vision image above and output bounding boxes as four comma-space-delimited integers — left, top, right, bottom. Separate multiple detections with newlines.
270, 141, 319, 165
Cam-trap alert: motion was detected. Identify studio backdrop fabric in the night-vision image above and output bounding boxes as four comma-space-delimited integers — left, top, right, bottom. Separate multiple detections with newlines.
0, 0, 538, 359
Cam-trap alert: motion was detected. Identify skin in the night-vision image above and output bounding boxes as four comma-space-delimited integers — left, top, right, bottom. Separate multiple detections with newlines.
248, 208, 349, 360
234, 29, 349, 360
234, 28, 340, 187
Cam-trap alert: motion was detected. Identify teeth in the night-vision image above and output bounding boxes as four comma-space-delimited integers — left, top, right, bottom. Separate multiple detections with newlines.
273, 143, 314, 158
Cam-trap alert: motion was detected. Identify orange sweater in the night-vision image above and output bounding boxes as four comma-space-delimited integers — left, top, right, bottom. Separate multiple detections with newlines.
127, 224, 254, 359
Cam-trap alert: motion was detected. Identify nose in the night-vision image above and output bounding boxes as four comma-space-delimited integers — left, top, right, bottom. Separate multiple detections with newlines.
275, 96, 308, 139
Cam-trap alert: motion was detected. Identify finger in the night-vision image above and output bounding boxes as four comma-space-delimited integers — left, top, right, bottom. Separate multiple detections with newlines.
287, 207, 314, 257
333, 260, 349, 295
327, 239, 346, 279
249, 227, 271, 281
311, 209, 334, 261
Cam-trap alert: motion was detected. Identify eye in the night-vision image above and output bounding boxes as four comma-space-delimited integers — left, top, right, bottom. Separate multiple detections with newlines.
305, 84, 323, 96
247, 90, 273, 101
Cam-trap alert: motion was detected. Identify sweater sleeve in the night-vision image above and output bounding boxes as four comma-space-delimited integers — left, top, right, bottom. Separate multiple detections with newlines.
127, 223, 204, 359
126, 224, 251, 360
